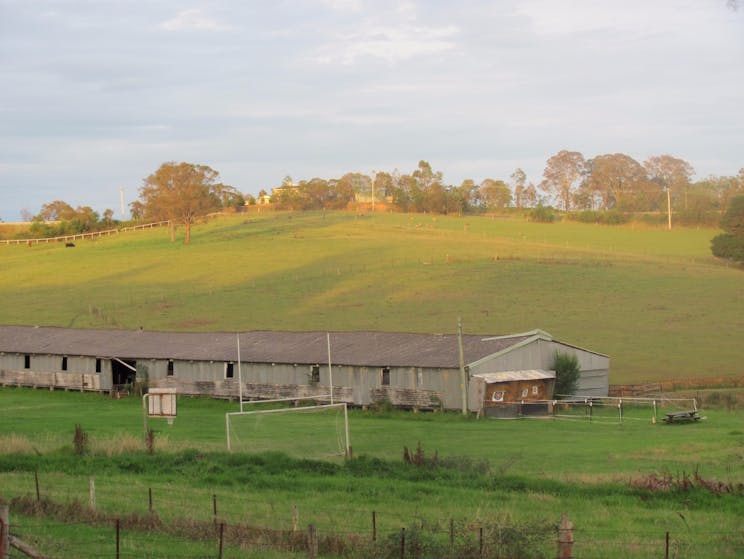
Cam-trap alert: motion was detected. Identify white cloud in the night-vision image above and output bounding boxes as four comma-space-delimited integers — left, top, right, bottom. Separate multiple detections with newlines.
159, 9, 228, 32
309, 23, 460, 65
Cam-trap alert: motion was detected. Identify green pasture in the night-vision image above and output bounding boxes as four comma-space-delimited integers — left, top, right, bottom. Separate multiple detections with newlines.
1, 211, 742, 384
1, 388, 743, 558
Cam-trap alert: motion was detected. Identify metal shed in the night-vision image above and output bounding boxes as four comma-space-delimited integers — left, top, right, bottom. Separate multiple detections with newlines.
0, 326, 609, 411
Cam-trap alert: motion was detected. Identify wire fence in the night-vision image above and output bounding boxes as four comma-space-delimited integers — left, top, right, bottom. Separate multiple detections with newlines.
2, 477, 743, 559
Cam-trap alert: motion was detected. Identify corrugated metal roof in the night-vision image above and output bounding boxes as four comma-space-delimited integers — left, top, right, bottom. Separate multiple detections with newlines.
473, 370, 555, 383
0, 326, 536, 369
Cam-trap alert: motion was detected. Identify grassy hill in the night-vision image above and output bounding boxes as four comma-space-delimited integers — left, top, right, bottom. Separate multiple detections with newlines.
1, 210, 741, 384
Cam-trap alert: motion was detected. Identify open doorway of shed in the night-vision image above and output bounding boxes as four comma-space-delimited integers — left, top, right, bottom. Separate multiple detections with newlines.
112, 359, 137, 386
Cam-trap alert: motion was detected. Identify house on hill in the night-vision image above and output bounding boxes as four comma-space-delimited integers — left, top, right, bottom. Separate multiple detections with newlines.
0, 326, 609, 411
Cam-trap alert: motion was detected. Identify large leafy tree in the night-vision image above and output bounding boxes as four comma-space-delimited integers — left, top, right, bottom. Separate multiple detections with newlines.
540, 150, 586, 212
584, 153, 649, 211
137, 162, 223, 244
479, 178, 512, 210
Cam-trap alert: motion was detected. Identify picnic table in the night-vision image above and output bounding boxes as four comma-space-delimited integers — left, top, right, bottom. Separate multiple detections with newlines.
663, 409, 700, 424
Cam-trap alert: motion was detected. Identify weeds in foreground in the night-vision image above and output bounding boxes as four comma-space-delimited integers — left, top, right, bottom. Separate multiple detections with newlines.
73, 424, 88, 456
631, 468, 744, 495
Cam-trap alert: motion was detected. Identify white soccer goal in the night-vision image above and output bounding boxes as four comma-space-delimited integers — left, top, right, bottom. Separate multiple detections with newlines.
548, 396, 698, 424
225, 397, 351, 458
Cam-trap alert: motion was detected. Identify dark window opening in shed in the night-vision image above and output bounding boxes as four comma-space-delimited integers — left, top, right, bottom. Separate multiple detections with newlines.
24, 355, 30, 369
62, 357, 68, 371
310, 365, 320, 384
95, 359, 102, 373
111, 359, 135, 385
381, 367, 390, 386
225, 362, 234, 379
167, 360, 174, 376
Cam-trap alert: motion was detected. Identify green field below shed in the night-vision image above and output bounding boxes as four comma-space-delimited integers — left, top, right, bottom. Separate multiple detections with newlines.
0, 211, 742, 385
1, 388, 743, 557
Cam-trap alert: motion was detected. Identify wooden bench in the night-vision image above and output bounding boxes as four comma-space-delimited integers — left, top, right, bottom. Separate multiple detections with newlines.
663, 410, 700, 424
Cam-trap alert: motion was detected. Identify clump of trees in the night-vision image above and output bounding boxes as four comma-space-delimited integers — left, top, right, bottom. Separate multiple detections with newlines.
270, 161, 537, 215
711, 195, 744, 263
263, 154, 743, 226
25, 200, 116, 238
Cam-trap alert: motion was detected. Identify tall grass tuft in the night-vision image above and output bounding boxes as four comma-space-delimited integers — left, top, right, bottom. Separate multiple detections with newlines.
73, 424, 88, 455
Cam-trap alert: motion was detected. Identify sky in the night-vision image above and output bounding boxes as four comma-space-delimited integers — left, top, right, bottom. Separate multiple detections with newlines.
1, 0, 743, 222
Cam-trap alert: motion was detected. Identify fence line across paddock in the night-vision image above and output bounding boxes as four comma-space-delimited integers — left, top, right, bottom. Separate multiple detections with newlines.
0, 221, 170, 246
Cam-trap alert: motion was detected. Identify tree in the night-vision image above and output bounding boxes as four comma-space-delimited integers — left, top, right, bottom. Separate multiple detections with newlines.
38, 200, 76, 221
479, 179, 512, 210
540, 151, 586, 212
456, 179, 479, 214
137, 162, 223, 244
644, 155, 695, 228
510, 168, 527, 209
720, 195, 744, 236
583, 153, 649, 211
552, 352, 580, 397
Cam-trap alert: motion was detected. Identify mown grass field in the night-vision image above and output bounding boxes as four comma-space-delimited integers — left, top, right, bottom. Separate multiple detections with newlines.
1, 388, 743, 558
1, 211, 742, 384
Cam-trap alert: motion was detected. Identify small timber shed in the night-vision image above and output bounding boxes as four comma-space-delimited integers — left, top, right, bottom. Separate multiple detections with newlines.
470, 370, 556, 418
0, 326, 609, 411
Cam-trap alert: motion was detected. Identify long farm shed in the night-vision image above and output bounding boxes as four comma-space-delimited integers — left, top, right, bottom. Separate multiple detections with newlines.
0, 326, 609, 411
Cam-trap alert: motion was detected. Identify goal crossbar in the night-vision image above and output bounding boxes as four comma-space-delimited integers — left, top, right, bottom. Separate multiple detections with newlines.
226, 402, 350, 455
239, 395, 332, 412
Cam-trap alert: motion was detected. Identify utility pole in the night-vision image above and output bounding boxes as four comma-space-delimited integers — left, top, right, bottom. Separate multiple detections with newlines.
666, 188, 672, 231
458, 317, 467, 415
120, 187, 125, 221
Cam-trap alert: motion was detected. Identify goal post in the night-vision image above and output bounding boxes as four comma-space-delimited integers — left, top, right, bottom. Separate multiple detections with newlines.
226, 401, 350, 457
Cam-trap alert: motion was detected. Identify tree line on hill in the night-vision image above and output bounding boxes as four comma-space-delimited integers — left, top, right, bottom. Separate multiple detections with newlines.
262, 153, 744, 226
10, 153, 744, 261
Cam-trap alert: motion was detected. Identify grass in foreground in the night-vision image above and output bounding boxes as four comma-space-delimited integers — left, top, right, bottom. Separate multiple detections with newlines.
1, 388, 743, 557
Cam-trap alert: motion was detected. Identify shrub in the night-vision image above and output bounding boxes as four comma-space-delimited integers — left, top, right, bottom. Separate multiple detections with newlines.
711, 233, 744, 263
552, 353, 580, 398
527, 205, 556, 223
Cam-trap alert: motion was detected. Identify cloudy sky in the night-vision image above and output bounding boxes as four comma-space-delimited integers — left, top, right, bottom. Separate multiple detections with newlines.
1, 0, 742, 221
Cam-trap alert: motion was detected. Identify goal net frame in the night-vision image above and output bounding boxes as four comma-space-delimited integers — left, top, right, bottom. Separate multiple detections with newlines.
225, 396, 350, 457
546, 395, 698, 424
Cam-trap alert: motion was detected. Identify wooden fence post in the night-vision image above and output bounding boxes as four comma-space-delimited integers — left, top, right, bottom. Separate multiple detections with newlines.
218, 522, 225, 559
115, 518, 120, 559
148, 488, 153, 514
372, 511, 377, 542
34, 471, 40, 504
307, 524, 318, 559
400, 527, 406, 559
89, 477, 96, 510
1, 505, 9, 559
557, 513, 574, 559
292, 504, 299, 532
213, 494, 218, 525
